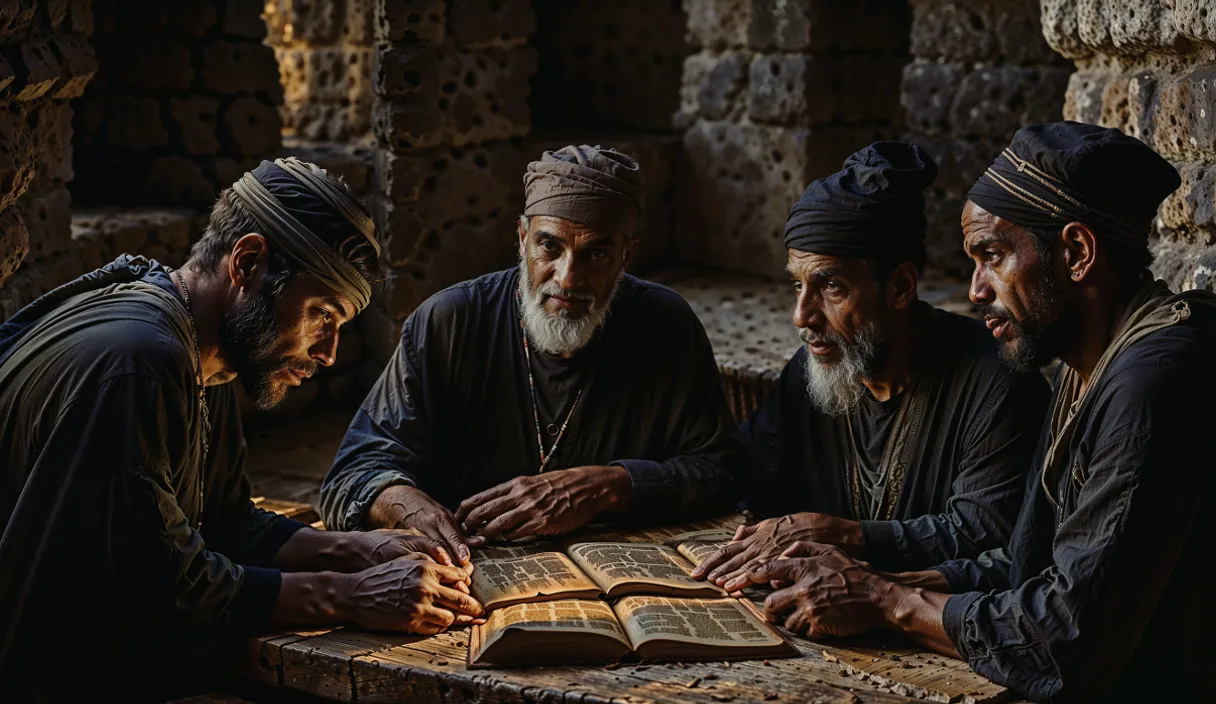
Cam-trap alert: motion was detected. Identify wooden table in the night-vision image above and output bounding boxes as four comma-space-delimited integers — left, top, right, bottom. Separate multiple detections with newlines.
223, 517, 1014, 704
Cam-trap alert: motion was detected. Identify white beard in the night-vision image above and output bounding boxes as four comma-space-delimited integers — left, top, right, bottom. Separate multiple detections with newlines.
518, 259, 621, 356
801, 319, 883, 416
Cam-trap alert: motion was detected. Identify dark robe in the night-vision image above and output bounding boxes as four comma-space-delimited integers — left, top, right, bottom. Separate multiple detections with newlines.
936, 304, 1216, 702
0, 256, 305, 701
741, 303, 1050, 570
320, 268, 746, 531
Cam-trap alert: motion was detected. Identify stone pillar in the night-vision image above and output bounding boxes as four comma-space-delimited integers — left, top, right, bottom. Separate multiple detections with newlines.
71, 0, 283, 209
365, 0, 537, 362
0, 1, 97, 294
265, 0, 375, 142
1044, 0, 1216, 291
675, 0, 912, 278
902, 0, 1070, 275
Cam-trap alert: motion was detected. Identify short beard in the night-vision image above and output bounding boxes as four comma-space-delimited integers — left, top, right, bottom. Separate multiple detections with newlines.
800, 320, 883, 416
976, 266, 1063, 373
221, 285, 294, 410
517, 258, 621, 356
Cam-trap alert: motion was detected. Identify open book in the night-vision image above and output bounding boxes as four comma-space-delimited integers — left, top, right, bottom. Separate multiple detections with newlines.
468, 596, 796, 667
469, 529, 737, 610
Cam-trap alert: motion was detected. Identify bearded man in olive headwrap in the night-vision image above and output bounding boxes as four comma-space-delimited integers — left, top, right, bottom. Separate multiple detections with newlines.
0, 159, 482, 702
322, 145, 746, 564
693, 142, 1050, 590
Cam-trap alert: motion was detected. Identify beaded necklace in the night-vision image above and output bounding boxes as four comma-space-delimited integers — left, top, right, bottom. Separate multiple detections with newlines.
173, 270, 210, 530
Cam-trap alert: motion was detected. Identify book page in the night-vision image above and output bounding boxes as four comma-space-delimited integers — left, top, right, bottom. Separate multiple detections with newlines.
471, 599, 633, 663
566, 542, 723, 596
470, 544, 600, 609
664, 529, 736, 568
614, 596, 785, 649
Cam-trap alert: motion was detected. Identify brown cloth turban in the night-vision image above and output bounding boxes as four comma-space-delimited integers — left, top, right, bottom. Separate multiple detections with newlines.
523, 145, 646, 236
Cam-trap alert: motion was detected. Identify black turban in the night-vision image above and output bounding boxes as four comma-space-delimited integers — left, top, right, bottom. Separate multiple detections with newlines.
783, 141, 938, 268
967, 121, 1181, 248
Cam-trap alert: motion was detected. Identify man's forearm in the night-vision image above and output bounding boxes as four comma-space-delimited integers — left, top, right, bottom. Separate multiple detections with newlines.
873, 580, 960, 658
271, 571, 353, 626
272, 528, 371, 573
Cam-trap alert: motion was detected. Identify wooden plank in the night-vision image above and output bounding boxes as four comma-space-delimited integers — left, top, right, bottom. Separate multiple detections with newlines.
251, 496, 320, 525
817, 635, 1007, 704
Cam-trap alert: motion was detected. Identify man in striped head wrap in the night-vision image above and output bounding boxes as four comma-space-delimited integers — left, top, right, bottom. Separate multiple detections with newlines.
0, 159, 481, 701
721, 122, 1216, 703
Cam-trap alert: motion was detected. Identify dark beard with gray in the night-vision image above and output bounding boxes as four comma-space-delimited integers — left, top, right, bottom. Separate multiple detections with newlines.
800, 320, 883, 416
222, 287, 313, 410
517, 258, 621, 356
975, 268, 1063, 373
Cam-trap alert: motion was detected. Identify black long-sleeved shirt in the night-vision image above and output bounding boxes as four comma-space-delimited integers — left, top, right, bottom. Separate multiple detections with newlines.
741, 304, 1050, 568
938, 305, 1216, 702
0, 256, 305, 700
321, 268, 747, 531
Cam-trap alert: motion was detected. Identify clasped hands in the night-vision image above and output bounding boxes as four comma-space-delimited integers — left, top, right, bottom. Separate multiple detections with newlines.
691, 513, 892, 638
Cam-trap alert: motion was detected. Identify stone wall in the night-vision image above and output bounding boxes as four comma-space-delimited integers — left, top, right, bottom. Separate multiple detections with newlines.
674, 0, 912, 278
0, 1, 97, 293
71, 0, 283, 210
265, 0, 375, 142
902, 0, 1070, 276
364, 0, 538, 363
1045, 0, 1216, 291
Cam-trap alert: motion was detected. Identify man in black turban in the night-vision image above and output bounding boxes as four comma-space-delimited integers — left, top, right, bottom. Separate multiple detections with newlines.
322, 145, 745, 562
726, 123, 1216, 703
0, 159, 484, 701
694, 141, 1049, 590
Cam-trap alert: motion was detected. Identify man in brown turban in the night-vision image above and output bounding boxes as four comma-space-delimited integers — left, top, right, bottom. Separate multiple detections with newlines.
322, 145, 746, 566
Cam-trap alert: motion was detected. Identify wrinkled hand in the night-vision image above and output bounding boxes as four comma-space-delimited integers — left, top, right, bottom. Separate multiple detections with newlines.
455, 466, 632, 541
353, 529, 467, 579
691, 512, 862, 587
345, 557, 485, 635
737, 541, 888, 638
370, 485, 478, 570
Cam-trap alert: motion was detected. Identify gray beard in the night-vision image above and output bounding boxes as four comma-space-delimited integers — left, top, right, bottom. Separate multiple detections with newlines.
800, 319, 883, 416
517, 259, 621, 355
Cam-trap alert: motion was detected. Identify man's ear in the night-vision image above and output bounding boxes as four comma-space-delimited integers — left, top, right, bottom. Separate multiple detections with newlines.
887, 261, 919, 311
517, 217, 528, 257
1060, 222, 1098, 284
621, 235, 639, 270
228, 233, 270, 291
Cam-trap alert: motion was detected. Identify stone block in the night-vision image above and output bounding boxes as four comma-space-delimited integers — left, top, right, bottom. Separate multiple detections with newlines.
32, 101, 73, 188
345, 0, 375, 46
269, 0, 343, 45
0, 1, 37, 42
750, 0, 908, 53
679, 51, 748, 123
107, 95, 170, 150
1154, 65, 1216, 163
283, 101, 372, 142
373, 44, 438, 97
747, 54, 835, 127
1042, 0, 1090, 58
449, 0, 534, 49
375, 47, 536, 149
1175, 0, 1216, 44
1105, 0, 1189, 54
1126, 70, 1160, 146
112, 40, 193, 92
950, 66, 1071, 140
279, 138, 374, 193
1158, 161, 1216, 240
677, 120, 882, 276
221, 0, 266, 38
10, 40, 60, 101
222, 97, 282, 158
42, 0, 69, 29
68, 0, 92, 37
144, 156, 216, 208
377, 0, 445, 45
202, 41, 284, 98
0, 207, 29, 287
21, 187, 73, 262
49, 33, 98, 100
0, 106, 36, 211
205, 156, 260, 191
683, 0, 750, 50
902, 61, 966, 134
169, 96, 221, 156
913, 0, 1058, 65
280, 47, 373, 104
